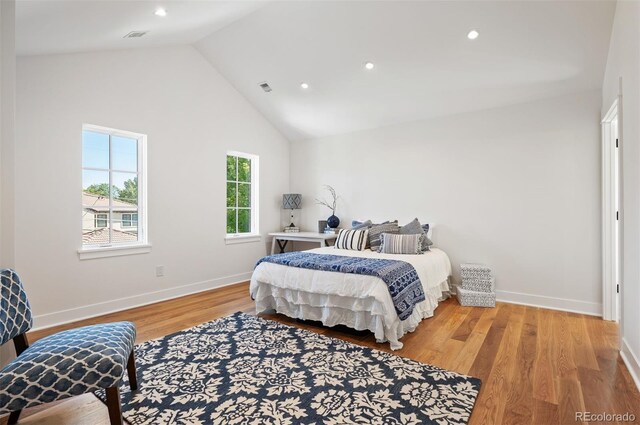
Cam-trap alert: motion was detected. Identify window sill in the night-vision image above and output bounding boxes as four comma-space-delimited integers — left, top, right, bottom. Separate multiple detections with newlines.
78, 244, 152, 260
225, 234, 262, 245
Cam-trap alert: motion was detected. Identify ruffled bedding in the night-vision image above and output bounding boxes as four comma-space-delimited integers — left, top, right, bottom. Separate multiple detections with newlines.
250, 247, 453, 350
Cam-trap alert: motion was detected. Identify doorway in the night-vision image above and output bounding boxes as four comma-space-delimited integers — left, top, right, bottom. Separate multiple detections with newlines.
602, 98, 621, 322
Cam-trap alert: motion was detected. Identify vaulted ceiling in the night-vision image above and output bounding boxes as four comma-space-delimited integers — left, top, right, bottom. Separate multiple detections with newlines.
16, 0, 265, 56
17, 0, 616, 141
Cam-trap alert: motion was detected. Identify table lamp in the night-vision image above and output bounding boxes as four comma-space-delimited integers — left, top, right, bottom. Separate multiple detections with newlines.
282, 194, 302, 229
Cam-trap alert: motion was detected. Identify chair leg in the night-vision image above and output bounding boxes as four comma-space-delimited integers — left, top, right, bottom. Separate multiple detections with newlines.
8, 409, 22, 425
12, 334, 29, 356
126, 351, 138, 391
105, 386, 123, 425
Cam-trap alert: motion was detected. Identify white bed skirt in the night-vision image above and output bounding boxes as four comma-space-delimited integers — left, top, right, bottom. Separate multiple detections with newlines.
253, 278, 452, 350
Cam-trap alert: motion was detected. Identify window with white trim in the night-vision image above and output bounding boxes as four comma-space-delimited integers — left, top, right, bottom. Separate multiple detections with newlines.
226, 151, 259, 237
82, 125, 147, 249
95, 213, 108, 228
122, 213, 138, 228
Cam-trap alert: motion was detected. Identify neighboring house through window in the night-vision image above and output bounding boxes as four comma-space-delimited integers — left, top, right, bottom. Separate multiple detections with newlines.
95, 213, 108, 228
122, 213, 138, 228
226, 151, 259, 238
82, 124, 147, 250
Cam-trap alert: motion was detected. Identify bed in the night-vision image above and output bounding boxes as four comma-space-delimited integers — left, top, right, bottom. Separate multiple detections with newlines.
250, 246, 452, 350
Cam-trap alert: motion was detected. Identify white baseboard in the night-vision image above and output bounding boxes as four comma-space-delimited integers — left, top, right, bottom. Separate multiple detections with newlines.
32, 272, 253, 331
495, 289, 602, 316
621, 338, 640, 392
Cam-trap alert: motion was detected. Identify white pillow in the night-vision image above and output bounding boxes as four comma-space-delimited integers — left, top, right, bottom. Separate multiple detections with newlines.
335, 228, 369, 251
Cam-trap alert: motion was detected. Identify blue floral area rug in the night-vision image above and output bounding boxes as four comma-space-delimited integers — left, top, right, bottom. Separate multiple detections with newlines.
97, 312, 481, 424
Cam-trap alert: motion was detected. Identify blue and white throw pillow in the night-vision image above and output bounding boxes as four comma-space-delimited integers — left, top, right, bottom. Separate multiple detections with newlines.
351, 219, 373, 230
378, 233, 422, 255
335, 228, 369, 251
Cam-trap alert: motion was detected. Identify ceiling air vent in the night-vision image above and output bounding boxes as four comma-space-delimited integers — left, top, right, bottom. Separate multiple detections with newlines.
258, 82, 272, 93
123, 31, 148, 39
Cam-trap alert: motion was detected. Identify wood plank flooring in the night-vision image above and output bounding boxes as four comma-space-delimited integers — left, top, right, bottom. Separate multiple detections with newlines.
2, 282, 639, 425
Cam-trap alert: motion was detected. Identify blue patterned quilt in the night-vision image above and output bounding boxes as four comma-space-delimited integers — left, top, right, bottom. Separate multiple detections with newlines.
256, 252, 426, 321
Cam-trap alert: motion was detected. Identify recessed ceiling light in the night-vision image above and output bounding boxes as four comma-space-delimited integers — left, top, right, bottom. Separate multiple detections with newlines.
364, 62, 375, 70
155, 8, 167, 17
467, 30, 479, 40
300, 82, 309, 89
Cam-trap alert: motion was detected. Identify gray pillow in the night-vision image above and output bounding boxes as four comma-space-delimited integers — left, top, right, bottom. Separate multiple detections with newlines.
399, 218, 423, 235
400, 218, 433, 251
422, 224, 433, 247
351, 219, 372, 230
368, 221, 400, 251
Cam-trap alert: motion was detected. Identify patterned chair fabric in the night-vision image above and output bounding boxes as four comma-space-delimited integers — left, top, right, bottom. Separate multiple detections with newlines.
0, 269, 33, 346
0, 321, 136, 414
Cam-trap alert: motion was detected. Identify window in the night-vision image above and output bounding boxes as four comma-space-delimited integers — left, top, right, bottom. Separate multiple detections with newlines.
226, 151, 259, 238
122, 213, 138, 228
95, 213, 108, 228
82, 124, 147, 254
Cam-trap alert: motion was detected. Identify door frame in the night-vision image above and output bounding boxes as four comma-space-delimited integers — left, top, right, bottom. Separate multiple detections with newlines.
602, 97, 621, 321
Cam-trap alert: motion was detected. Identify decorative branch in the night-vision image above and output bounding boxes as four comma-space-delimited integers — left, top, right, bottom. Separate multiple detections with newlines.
315, 185, 338, 215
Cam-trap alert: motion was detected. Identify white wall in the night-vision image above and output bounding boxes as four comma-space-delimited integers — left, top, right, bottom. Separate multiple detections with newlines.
1, 0, 16, 268
0, 0, 17, 366
16, 45, 290, 328
602, 0, 640, 389
291, 90, 602, 315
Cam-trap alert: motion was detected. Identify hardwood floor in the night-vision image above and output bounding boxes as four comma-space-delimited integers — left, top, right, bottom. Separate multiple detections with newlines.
3, 282, 639, 425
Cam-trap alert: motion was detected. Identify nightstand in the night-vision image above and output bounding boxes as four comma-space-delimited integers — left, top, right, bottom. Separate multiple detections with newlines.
268, 232, 338, 254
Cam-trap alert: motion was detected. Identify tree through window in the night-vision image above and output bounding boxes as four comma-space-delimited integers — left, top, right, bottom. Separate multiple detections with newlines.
82, 125, 146, 247
226, 152, 258, 236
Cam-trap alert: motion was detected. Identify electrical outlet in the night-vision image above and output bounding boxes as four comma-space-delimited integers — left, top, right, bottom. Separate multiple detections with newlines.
155, 266, 164, 277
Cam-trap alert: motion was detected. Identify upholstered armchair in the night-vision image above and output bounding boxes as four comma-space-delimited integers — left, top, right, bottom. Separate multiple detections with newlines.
0, 269, 138, 424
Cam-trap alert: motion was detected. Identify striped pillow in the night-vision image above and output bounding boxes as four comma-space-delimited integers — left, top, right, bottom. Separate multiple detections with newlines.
335, 229, 369, 251
378, 233, 422, 255
368, 221, 400, 251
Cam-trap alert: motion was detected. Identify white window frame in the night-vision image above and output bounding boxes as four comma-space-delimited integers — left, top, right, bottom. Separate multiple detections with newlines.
79, 124, 150, 259
225, 151, 260, 244
122, 212, 138, 228
95, 213, 108, 228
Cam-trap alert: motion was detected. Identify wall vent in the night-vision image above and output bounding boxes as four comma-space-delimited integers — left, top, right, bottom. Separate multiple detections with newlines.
258, 82, 272, 92
124, 31, 148, 39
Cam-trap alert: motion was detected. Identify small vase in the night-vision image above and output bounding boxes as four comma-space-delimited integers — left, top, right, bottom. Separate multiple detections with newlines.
327, 214, 340, 229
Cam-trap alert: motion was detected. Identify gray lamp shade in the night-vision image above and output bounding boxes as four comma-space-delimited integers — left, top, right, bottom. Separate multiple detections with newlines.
282, 194, 302, 209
